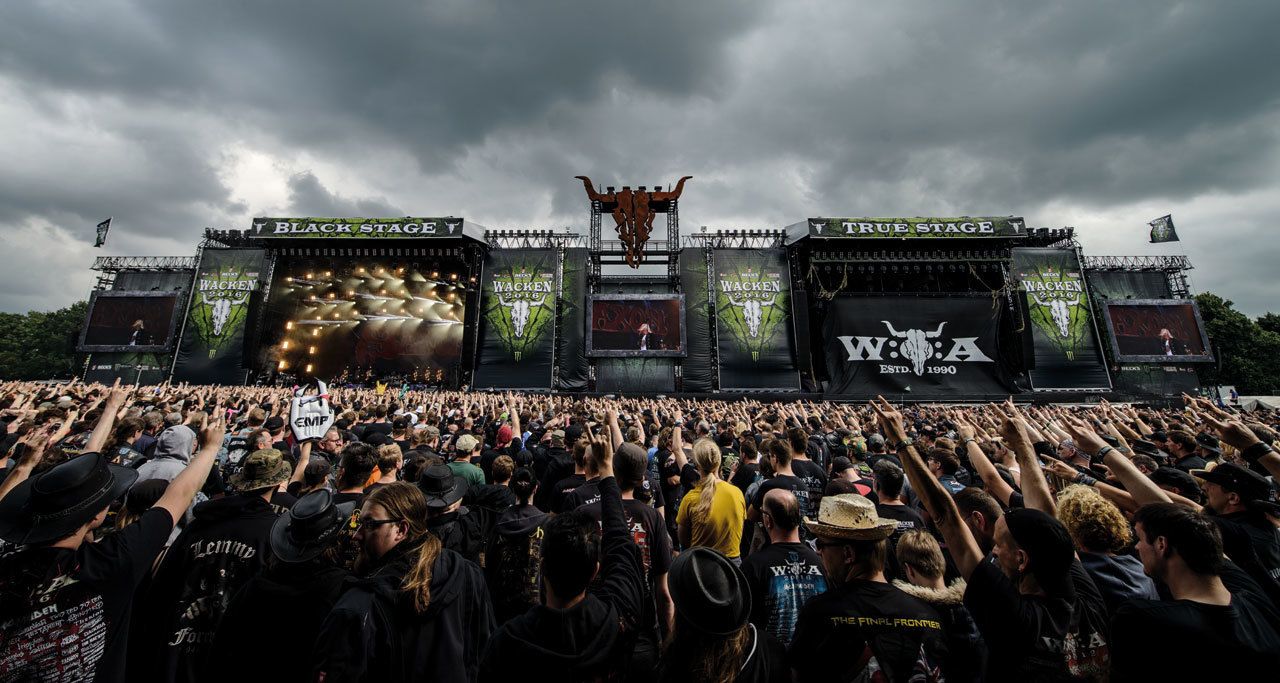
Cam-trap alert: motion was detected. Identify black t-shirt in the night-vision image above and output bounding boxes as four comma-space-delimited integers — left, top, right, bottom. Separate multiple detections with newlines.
550, 473, 587, 514
579, 498, 673, 585
789, 579, 949, 682
963, 558, 1110, 682
1110, 562, 1280, 680
562, 477, 604, 512
753, 475, 815, 531
791, 459, 828, 510
332, 491, 364, 506
268, 490, 297, 515
0, 508, 174, 683
741, 541, 828, 647
877, 503, 926, 580
730, 461, 761, 495
1212, 511, 1280, 606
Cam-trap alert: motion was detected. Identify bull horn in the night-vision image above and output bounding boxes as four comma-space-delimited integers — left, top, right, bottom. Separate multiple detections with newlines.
927, 322, 947, 337
574, 175, 605, 201
671, 175, 692, 197
881, 321, 906, 337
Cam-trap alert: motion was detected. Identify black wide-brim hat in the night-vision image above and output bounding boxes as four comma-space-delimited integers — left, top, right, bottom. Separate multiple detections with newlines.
417, 464, 466, 509
669, 547, 751, 636
270, 489, 356, 563
0, 452, 138, 545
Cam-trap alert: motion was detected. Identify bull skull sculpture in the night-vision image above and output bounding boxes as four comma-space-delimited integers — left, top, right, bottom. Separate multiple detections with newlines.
575, 175, 692, 268
1032, 293, 1080, 338
726, 292, 777, 338
882, 321, 947, 376
203, 294, 236, 337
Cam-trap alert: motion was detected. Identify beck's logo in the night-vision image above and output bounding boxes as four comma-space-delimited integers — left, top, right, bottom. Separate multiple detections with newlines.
837, 321, 994, 376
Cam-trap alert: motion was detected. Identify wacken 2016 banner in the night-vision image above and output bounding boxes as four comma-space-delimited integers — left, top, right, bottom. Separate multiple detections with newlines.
806, 216, 1025, 239
713, 250, 799, 390
250, 217, 465, 238
1011, 248, 1111, 391
823, 297, 1007, 398
474, 250, 558, 389
173, 248, 265, 384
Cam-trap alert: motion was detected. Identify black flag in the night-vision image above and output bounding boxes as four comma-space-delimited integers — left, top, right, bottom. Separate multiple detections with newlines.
94, 218, 112, 247
1148, 215, 1179, 243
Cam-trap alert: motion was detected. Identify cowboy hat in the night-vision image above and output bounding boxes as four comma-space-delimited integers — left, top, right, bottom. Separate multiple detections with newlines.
0, 452, 137, 545
270, 489, 355, 563
803, 493, 897, 541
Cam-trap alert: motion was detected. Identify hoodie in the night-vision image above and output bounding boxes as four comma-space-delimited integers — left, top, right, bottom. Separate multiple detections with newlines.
893, 579, 986, 683
480, 477, 645, 682
1077, 551, 1159, 615
207, 560, 349, 683
313, 539, 495, 683
485, 504, 551, 624
133, 494, 278, 683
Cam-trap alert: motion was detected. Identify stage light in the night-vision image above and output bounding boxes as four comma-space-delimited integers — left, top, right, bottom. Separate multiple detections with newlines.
333, 313, 340, 319
312, 328, 319, 337
328, 292, 335, 299
282, 341, 290, 350
305, 364, 313, 374
286, 321, 294, 330
278, 360, 287, 370
285, 276, 293, 283
325, 271, 332, 277
380, 289, 387, 295
431, 271, 439, 278
348, 289, 355, 296
450, 273, 458, 280
307, 273, 313, 279
309, 346, 316, 355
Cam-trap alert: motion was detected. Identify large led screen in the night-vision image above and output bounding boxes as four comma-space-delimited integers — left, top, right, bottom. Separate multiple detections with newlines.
78, 291, 181, 352
587, 294, 686, 358
1101, 299, 1214, 363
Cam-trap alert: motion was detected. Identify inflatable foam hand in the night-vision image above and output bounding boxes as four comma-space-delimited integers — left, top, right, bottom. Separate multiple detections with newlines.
290, 380, 335, 442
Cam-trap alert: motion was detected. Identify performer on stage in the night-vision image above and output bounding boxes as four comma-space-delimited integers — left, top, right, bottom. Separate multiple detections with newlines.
128, 319, 146, 346
637, 322, 652, 350
1159, 328, 1183, 356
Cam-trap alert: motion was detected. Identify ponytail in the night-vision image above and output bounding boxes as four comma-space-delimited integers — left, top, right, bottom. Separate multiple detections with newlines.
403, 533, 443, 613
691, 438, 722, 523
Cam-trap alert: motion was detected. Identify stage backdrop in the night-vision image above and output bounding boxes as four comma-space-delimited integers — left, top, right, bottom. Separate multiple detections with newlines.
556, 247, 589, 391
173, 248, 265, 384
679, 248, 714, 392
475, 250, 558, 389
1011, 248, 1111, 391
823, 296, 1006, 398
713, 250, 799, 390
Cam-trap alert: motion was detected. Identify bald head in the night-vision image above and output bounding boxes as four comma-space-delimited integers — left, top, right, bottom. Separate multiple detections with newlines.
763, 488, 802, 540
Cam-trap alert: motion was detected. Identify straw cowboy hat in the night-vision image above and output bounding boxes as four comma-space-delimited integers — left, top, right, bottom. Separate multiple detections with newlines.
803, 493, 897, 541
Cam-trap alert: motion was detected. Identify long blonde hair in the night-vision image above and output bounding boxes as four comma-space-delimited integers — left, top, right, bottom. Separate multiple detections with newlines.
691, 438, 722, 523
364, 482, 443, 614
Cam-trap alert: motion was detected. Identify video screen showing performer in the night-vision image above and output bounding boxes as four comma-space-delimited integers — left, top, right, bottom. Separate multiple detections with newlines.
1104, 301, 1210, 360
81, 294, 178, 349
589, 296, 684, 356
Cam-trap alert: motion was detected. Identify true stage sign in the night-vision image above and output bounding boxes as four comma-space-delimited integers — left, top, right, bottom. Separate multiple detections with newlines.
807, 217, 1025, 239
251, 217, 464, 238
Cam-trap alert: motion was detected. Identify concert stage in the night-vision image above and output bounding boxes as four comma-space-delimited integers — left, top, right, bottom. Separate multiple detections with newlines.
77, 187, 1206, 402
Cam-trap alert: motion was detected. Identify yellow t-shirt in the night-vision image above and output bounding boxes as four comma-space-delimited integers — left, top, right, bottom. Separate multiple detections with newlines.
676, 479, 746, 558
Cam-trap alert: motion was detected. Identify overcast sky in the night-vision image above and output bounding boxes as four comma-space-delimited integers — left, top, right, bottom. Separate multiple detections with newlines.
1, 1, 1277, 315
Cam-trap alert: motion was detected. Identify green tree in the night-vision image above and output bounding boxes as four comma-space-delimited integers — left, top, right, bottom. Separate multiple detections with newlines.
0, 300, 88, 380
1194, 293, 1280, 394
1257, 312, 1280, 336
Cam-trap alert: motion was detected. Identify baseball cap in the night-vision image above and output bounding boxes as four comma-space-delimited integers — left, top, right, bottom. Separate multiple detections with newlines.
830, 456, 855, 476
1192, 463, 1279, 512
455, 434, 480, 453
1004, 508, 1077, 599
549, 429, 566, 446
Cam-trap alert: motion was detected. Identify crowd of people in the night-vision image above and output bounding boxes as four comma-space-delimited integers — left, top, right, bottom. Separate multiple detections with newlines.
1, 378, 1279, 681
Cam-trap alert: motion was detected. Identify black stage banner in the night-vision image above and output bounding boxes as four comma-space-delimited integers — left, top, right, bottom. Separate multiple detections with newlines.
824, 297, 1005, 398
173, 248, 265, 384
679, 248, 714, 392
714, 250, 799, 390
475, 250, 557, 389
556, 248, 589, 391
1011, 248, 1111, 391
250, 217, 464, 239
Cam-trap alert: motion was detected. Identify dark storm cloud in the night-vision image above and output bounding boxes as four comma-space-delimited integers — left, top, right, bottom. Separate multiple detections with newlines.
0, 1, 1277, 315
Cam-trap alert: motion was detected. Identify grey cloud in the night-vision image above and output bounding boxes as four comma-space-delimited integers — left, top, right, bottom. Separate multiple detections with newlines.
0, 1, 1278, 318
